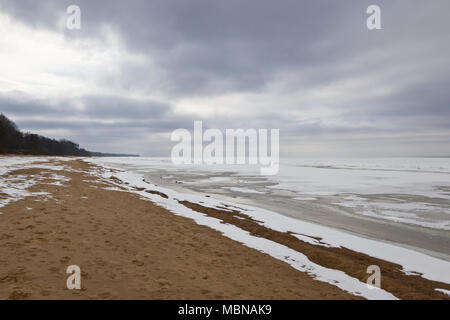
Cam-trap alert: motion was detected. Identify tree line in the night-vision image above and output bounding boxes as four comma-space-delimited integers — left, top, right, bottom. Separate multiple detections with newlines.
0, 114, 91, 156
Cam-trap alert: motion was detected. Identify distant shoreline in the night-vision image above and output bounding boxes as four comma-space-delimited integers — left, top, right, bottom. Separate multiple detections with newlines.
1, 113, 139, 158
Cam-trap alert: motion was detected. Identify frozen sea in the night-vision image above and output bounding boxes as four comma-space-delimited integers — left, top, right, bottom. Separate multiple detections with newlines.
91, 157, 450, 260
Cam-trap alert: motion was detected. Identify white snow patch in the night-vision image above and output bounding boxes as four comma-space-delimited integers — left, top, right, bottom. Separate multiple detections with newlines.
0, 157, 70, 210
435, 288, 450, 297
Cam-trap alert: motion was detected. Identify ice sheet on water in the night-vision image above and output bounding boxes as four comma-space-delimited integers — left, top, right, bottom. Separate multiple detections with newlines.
223, 187, 264, 194
88, 157, 450, 231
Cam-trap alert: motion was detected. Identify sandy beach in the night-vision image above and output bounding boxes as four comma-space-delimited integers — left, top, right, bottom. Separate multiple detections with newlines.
0, 158, 449, 300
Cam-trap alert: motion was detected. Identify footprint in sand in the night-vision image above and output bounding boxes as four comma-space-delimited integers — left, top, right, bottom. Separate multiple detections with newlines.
9, 289, 31, 300
132, 260, 145, 267
59, 256, 71, 263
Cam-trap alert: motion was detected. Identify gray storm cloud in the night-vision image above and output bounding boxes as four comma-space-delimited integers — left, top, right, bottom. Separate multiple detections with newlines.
0, 0, 449, 156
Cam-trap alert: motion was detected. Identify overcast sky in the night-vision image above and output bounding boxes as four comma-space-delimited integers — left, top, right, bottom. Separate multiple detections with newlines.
0, 0, 449, 157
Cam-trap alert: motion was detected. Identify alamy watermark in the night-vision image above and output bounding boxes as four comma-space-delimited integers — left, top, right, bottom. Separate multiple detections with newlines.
66, 265, 81, 290
66, 5, 81, 30
64, 4, 381, 31
366, 265, 381, 289
171, 121, 279, 175
367, 5, 381, 30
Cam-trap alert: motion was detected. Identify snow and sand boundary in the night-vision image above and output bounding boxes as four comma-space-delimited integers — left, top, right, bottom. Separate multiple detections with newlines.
85, 158, 450, 300
1, 156, 449, 299
2, 157, 360, 299
0, 156, 75, 213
